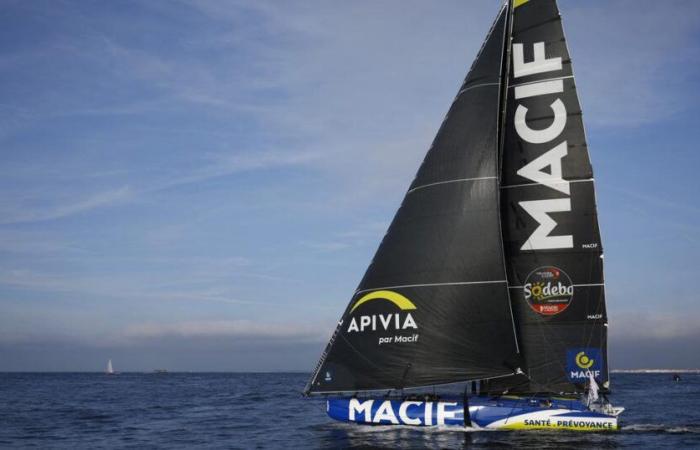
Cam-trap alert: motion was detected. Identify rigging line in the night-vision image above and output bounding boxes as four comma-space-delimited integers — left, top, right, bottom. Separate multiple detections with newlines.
500, 178, 594, 190
508, 74, 574, 89
355, 280, 507, 295
407, 176, 497, 194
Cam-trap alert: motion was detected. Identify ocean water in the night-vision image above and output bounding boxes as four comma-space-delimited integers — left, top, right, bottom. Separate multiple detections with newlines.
0, 372, 699, 449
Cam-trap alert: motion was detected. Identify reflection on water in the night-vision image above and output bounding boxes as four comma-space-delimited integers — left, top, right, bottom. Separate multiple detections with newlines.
316, 421, 624, 449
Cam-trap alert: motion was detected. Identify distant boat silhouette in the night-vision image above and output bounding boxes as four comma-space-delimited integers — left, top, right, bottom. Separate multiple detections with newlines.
153, 369, 168, 374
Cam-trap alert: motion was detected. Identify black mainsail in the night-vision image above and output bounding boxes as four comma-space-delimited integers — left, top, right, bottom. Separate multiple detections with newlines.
490, 0, 609, 395
305, 6, 520, 395
306, 0, 610, 399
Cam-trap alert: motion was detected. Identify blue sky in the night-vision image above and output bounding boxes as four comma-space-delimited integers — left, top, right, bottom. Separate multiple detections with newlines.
0, 0, 699, 371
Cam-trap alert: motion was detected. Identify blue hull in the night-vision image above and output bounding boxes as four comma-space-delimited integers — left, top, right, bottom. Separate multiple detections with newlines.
327, 396, 621, 431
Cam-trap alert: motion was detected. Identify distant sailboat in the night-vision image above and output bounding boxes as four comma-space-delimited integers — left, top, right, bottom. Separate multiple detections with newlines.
106, 359, 115, 375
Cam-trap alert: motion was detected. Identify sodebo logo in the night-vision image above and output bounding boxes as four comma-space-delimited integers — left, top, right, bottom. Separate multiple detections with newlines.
523, 266, 574, 316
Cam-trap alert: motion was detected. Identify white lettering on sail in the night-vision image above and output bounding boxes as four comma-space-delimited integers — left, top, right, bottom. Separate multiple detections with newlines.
519, 199, 573, 250
514, 99, 566, 144
512, 42, 562, 78
513, 40, 573, 251
347, 313, 418, 333
349, 398, 373, 421
403, 313, 417, 330
517, 141, 570, 195
379, 314, 392, 330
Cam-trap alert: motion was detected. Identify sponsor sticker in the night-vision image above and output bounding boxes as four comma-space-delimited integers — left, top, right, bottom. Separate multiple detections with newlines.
345, 290, 420, 346
566, 348, 602, 382
523, 266, 573, 315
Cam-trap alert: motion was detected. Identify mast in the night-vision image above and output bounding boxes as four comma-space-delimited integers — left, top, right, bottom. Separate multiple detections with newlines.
305, 3, 519, 396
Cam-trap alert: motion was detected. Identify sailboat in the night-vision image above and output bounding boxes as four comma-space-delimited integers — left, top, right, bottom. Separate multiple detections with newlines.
304, 0, 624, 431
106, 359, 116, 375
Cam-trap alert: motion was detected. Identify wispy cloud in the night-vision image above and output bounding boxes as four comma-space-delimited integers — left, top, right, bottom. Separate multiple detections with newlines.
301, 221, 389, 253
566, 0, 700, 127
0, 0, 698, 371
0, 149, 317, 225
144, 150, 320, 194
122, 319, 326, 341
0, 186, 131, 225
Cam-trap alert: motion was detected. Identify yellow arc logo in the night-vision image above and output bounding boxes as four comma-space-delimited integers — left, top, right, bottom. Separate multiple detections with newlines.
349, 290, 417, 313
575, 351, 594, 369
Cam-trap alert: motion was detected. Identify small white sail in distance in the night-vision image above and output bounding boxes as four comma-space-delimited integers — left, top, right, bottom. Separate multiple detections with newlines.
106, 359, 114, 374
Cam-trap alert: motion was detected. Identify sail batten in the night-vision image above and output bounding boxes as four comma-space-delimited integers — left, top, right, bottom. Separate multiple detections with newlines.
408, 176, 498, 194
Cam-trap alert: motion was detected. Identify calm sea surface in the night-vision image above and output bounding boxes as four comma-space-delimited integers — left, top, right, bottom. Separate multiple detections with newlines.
0, 372, 698, 448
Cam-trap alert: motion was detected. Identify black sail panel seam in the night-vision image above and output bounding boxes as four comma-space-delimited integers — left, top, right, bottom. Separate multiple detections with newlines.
354, 280, 508, 296
508, 282, 604, 289
407, 176, 497, 194
509, 74, 574, 89
457, 82, 501, 96
500, 178, 594, 189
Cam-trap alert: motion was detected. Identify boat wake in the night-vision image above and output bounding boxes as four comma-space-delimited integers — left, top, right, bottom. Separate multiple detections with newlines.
623, 424, 700, 434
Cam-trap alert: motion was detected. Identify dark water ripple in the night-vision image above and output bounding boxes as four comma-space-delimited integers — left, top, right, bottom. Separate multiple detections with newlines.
0, 373, 698, 448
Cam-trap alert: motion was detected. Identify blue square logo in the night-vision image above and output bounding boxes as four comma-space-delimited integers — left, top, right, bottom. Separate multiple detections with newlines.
566, 348, 603, 382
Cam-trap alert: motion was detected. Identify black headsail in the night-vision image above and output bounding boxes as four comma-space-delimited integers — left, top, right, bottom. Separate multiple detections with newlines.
488, 0, 609, 395
305, 5, 520, 395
